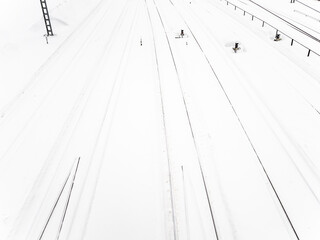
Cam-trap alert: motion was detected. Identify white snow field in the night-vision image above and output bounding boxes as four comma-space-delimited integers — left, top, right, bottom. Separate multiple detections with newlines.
0, 0, 320, 239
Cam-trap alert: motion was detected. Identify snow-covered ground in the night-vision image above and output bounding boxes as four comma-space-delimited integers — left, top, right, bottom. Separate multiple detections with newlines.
1, 0, 320, 239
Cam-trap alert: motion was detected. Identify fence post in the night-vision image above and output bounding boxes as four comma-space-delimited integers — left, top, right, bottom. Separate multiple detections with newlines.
291, 39, 294, 46
307, 49, 311, 57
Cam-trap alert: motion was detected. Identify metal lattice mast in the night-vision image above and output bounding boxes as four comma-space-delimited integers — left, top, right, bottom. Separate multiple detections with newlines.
40, 0, 53, 36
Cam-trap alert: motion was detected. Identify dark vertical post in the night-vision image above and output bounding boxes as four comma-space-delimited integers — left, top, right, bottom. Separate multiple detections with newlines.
307, 49, 311, 57
274, 32, 281, 41
233, 42, 240, 53
291, 39, 294, 46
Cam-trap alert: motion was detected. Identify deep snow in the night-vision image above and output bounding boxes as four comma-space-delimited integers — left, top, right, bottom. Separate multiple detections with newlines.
1, 0, 320, 239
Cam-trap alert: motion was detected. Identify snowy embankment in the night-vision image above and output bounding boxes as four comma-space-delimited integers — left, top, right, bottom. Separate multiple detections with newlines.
0, 0, 101, 110
1, 0, 320, 239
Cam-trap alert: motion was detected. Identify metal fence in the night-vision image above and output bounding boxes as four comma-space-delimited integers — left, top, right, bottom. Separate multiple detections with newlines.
221, 0, 320, 57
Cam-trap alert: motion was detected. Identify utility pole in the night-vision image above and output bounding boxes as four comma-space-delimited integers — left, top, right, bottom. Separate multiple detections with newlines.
40, 0, 54, 36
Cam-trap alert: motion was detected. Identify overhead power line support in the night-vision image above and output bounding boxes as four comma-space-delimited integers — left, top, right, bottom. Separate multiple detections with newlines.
40, 0, 54, 36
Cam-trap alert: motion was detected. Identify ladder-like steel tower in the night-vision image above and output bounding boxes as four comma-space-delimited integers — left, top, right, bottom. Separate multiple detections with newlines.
40, 0, 53, 36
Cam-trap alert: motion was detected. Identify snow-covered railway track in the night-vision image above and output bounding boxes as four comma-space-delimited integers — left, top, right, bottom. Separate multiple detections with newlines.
144, 1, 178, 239
219, 0, 320, 55
179, 0, 320, 143
168, 0, 320, 239
0, 0, 125, 164
295, 0, 320, 15
148, 0, 223, 239
0, 0, 114, 121
247, 0, 320, 44
2, 1, 137, 239
200, 0, 320, 116
151, 2, 220, 240
2, 0, 320, 239
37, 7, 135, 238
60, 5, 141, 239
163, 1, 301, 240
52, 1, 171, 239
181, 0, 320, 187
151, 1, 317, 239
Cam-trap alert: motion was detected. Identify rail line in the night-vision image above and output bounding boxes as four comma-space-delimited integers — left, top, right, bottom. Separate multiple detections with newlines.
167, 0, 302, 239
218, 0, 320, 57
144, 0, 178, 239
12, 3, 134, 240
0, 0, 114, 121
248, 0, 320, 43
277, 11, 320, 35
38, 161, 74, 240
57, 157, 80, 240
295, 0, 320, 15
62, 4, 141, 239
202, 0, 320, 117
182, 0, 320, 204
152, 0, 220, 239
0, 1, 124, 167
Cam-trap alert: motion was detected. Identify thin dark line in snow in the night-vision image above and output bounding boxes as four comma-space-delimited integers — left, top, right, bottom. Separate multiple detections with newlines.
144, 0, 178, 239
70, 4, 140, 239
194, 0, 320, 119
12, 4, 127, 239
188, 0, 320, 187
295, 0, 320, 15
56, 157, 81, 240
218, 0, 320, 57
153, 0, 220, 239
248, 0, 320, 44
38, 161, 75, 240
170, 1, 301, 239
181, 166, 191, 240
0, 0, 114, 123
